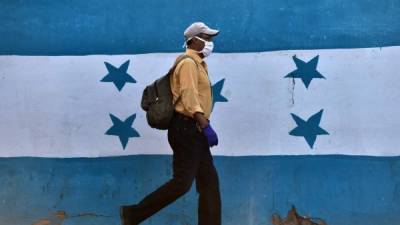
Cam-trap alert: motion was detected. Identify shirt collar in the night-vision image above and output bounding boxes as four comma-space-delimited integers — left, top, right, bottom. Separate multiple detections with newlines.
185, 48, 204, 64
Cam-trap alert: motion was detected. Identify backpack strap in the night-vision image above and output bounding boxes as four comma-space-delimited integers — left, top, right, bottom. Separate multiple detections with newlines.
169, 54, 200, 106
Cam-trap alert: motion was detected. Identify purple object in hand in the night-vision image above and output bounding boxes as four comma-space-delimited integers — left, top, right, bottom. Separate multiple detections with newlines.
202, 123, 218, 147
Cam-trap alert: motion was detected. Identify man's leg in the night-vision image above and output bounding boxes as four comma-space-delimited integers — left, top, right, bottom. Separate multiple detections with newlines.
196, 136, 222, 225
122, 116, 204, 224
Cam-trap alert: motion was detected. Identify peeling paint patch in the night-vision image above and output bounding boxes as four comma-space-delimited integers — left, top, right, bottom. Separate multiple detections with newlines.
31, 210, 113, 225
272, 206, 327, 225
32, 210, 66, 225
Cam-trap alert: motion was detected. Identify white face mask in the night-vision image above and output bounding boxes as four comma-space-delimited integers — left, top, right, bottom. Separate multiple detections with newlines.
193, 36, 214, 57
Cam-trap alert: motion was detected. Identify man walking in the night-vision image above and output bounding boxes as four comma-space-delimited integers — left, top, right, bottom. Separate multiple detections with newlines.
120, 22, 222, 225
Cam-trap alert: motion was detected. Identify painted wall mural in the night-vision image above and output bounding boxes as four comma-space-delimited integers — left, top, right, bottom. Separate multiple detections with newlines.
1, 0, 400, 225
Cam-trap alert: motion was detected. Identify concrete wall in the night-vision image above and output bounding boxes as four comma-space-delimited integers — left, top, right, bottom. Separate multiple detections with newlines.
1, 1, 400, 225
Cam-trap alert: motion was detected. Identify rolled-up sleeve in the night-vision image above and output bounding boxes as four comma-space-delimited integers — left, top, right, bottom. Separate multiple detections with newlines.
176, 59, 204, 115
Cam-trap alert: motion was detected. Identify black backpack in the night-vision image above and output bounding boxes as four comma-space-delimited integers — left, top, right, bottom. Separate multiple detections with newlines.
141, 54, 198, 130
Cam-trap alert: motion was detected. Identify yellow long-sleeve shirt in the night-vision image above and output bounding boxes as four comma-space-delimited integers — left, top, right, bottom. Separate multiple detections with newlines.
170, 48, 213, 119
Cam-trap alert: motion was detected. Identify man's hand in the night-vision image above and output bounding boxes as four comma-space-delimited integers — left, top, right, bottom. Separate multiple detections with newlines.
194, 112, 218, 147
202, 124, 218, 147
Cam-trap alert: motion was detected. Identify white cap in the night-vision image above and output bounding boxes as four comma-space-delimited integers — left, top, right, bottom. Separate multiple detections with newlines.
183, 22, 219, 40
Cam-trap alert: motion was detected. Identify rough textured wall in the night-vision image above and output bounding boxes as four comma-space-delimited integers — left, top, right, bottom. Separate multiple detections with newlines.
1, 1, 400, 225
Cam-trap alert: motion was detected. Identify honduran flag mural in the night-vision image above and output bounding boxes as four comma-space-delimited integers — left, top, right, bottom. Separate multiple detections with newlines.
1, 1, 400, 225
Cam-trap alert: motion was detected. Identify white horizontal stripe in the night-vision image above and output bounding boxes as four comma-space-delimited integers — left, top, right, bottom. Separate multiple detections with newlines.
0, 46, 399, 157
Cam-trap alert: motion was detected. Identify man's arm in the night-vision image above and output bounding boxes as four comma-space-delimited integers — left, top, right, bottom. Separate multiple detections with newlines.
177, 59, 218, 147
177, 59, 205, 120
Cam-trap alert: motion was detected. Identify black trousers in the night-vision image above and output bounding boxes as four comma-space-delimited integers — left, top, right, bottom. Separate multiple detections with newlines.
131, 112, 222, 225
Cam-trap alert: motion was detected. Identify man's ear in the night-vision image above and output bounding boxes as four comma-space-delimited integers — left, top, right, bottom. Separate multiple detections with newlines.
188, 38, 198, 49
194, 37, 205, 49
190, 37, 199, 45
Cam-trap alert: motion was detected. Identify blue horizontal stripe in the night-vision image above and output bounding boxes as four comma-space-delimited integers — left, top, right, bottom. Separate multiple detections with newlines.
1, 0, 400, 55
0, 155, 398, 224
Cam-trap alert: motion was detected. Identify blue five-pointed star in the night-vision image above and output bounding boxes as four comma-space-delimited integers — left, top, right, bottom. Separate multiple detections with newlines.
212, 78, 228, 109
105, 113, 140, 149
284, 55, 325, 89
289, 109, 329, 149
100, 60, 136, 91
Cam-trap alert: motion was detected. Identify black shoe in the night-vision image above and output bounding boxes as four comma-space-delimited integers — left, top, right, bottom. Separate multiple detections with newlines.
120, 204, 138, 225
